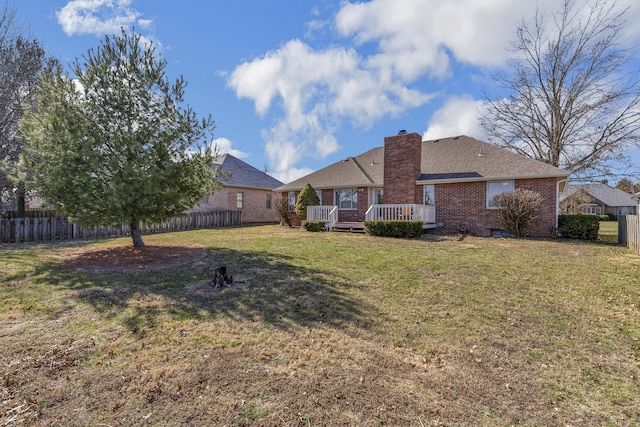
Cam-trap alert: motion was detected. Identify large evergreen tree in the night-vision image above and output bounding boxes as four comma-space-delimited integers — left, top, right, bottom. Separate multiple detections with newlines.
20, 29, 222, 247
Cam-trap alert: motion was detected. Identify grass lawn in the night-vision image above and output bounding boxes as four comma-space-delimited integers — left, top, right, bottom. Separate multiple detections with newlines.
2, 225, 640, 426
599, 220, 619, 244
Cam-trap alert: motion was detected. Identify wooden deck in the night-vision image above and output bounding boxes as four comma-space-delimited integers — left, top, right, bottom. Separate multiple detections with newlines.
332, 222, 366, 233
331, 221, 438, 233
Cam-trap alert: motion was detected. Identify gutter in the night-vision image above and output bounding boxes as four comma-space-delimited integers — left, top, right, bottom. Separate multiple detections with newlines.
416, 173, 571, 185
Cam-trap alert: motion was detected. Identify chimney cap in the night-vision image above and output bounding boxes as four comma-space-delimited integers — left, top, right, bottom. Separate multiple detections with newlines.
398, 129, 407, 135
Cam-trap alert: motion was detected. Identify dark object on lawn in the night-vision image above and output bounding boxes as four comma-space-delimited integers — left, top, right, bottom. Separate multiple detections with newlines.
212, 266, 233, 288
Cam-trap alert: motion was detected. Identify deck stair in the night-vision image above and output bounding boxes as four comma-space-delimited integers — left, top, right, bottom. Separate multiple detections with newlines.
332, 222, 366, 233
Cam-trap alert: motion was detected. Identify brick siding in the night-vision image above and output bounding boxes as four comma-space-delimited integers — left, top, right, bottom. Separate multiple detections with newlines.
336, 187, 369, 222
206, 188, 278, 223
435, 177, 558, 237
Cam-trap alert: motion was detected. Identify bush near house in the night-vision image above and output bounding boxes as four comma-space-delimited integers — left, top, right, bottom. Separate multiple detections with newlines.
295, 183, 320, 219
558, 214, 600, 240
301, 220, 325, 232
274, 197, 293, 227
493, 189, 543, 238
363, 220, 424, 238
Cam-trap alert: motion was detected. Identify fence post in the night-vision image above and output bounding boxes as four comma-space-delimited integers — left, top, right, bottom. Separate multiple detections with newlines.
618, 216, 627, 246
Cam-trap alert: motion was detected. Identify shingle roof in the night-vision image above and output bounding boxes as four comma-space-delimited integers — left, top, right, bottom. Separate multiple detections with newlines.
418, 135, 567, 182
275, 147, 385, 191
561, 184, 637, 207
275, 135, 568, 192
214, 154, 283, 190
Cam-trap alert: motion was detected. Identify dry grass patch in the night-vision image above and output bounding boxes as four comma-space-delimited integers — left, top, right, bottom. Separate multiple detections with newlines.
1, 225, 640, 425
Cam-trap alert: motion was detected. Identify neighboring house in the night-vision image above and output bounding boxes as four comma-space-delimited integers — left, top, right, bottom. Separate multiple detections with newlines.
560, 184, 638, 217
274, 131, 570, 237
192, 154, 283, 223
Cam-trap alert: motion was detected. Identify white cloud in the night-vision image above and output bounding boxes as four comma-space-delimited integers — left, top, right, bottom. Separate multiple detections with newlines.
335, 0, 537, 74
423, 95, 485, 141
212, 137, 249, 159
228, 38, 434, 178
137, 18, 153, 30
272, 166, 315, 185
227, 0, 640, 180
57, 0, 146, 36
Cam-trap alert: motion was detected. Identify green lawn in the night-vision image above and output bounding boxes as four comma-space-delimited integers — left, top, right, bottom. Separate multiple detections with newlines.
1, 225, 639, 425
599, 220, 619, 243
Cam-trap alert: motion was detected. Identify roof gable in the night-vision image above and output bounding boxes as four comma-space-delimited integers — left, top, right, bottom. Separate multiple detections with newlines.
276, 147, 384, 191
214, 154, 283, 190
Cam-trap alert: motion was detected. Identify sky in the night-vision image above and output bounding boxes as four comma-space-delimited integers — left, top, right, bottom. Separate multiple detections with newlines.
15, 0, 640, 184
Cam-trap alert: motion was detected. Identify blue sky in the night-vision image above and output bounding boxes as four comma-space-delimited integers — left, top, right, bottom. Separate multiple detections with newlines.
16, 0, 640, 184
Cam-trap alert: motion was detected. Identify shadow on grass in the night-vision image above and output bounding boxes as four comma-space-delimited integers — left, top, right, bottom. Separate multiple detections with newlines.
22, 246, 376, 334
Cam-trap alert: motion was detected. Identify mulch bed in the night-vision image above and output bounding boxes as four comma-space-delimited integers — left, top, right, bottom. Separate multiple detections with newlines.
64, 242, 207, 273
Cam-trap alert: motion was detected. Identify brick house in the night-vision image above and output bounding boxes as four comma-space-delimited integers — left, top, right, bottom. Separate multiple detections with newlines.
191, 154, 283, 223
274, 131, 570, 236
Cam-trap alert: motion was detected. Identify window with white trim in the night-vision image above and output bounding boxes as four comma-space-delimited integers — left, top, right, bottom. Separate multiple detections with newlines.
336, 188, 357, 210
236, 192, 244, 209
288, 192, 296, 211
373, 188, 384, 204
584, 205, 600, 215
423, 185, 434, 206
487, 180, 514, 208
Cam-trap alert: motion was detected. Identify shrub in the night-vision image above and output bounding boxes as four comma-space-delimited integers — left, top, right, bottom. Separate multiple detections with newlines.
274, 197, 293, 227
295, 183, 320, 219
301, 220, 325, 232
492, 189, 543, 237
363, 220, 424, 238
558, 214, 600, 240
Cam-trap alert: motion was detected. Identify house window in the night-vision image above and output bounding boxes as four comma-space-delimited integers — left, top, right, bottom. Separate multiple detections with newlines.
316, 190, 322, 204
288, 192, 296, 211
487, 180, 515, 208
266, 194, 272, 209
336, 188, 357, 210
584, 205, 600, 215
423, 185, 434, 206
373, 188, 384, 204
236, 192, 244, 209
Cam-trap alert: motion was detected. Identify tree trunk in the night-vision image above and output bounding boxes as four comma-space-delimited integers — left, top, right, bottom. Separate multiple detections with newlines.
129, 220, 145, 247
16, 181, 25, 218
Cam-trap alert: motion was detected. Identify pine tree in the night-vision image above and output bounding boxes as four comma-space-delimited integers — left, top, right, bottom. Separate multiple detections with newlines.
295, 183, 320, 219
19, 29, 222, 247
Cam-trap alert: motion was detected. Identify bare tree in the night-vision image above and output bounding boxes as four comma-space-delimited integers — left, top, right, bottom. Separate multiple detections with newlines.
0, 3, 49, 216
480, 0, 640, 181
559, 188, 592, 214
615, 177, 635, 193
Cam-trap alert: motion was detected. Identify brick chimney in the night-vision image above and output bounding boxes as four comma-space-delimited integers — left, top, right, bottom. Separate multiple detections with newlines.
383, 130, 422, 204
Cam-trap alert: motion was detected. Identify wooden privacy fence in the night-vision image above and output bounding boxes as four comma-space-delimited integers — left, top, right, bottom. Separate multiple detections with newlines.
0, 210, 241, 244
618, 215, 640, 254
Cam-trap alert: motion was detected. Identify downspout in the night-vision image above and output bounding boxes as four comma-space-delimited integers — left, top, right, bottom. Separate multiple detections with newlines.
556, 178, 569, 229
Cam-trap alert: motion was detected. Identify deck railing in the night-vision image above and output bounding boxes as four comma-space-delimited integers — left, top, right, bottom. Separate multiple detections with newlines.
365, 204, 435, 223
307, 205, 339, 229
